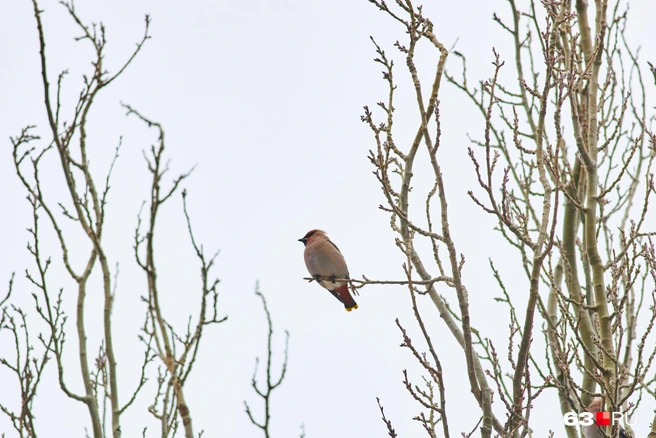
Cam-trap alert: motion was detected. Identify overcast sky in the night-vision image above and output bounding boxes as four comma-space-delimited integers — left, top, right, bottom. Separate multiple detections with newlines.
1, 0, 655, 437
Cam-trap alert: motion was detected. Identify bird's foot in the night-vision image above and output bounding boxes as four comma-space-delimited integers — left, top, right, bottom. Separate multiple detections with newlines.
329, 275, 336, 284
312, 274, 322, 283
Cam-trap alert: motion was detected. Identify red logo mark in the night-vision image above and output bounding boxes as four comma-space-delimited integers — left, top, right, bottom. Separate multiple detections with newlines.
596, 411, 610, 426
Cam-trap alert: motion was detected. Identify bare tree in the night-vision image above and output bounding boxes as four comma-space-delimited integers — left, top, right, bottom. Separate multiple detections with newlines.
245, 283, 290, 438
4, 0, 655, 437
362, 0, 656, 437
2, 2, 226, 437
128, 107, 228, 438
8, 1, 150, 435
0, 275, 48, 438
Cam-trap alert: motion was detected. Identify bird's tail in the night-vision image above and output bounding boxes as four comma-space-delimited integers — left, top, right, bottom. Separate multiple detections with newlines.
336, 284, 358, 312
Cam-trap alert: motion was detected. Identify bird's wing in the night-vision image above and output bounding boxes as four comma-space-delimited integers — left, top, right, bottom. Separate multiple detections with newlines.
327, 238, 342, 254
327, 289, 344, 303
326, 238, 350, 279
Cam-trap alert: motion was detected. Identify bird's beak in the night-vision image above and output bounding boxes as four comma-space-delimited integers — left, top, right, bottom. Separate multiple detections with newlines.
298, 237, 306, 244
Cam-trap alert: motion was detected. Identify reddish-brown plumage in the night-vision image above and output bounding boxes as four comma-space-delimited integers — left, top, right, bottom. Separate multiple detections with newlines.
334, 284, 358, 310
299, 229, 358, 311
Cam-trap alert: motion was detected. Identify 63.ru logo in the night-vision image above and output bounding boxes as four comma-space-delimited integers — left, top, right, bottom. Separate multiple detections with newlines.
563, 411, 638, 427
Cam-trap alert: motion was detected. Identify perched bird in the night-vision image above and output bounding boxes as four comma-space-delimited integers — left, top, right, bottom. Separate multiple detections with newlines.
582, 397, 630, 438
298, 229, 358, 311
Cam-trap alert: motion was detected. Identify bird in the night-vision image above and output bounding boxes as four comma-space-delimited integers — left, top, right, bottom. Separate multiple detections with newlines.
582, 397, 630, 438
298, 229, 358, 311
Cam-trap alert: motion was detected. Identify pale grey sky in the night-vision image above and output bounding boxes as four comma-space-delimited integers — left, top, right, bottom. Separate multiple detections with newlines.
1, 0, 655, 437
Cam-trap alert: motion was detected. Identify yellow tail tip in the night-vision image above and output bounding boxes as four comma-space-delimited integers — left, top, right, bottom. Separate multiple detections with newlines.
345, 304, 359, 312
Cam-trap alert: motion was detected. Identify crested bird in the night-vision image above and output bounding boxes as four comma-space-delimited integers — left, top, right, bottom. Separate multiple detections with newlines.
298, 229, 358, 311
